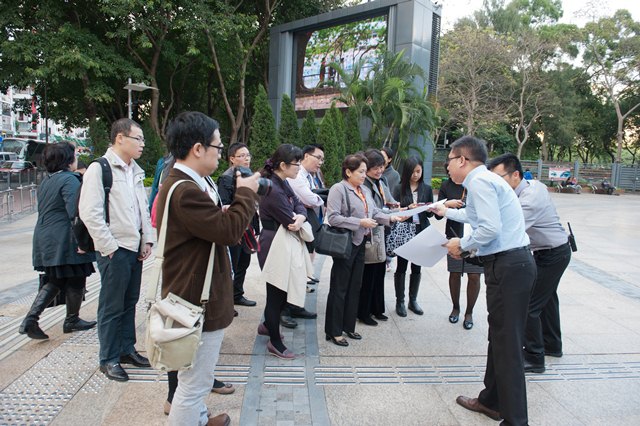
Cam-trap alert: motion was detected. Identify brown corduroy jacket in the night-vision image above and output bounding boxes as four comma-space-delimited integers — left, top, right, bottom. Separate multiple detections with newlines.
156, 168, 258, 332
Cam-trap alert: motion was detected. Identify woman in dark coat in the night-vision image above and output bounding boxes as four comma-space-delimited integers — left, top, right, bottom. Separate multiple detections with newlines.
19, 142, 96, 339
392, 156, 433, 317
257, 144, 306, 359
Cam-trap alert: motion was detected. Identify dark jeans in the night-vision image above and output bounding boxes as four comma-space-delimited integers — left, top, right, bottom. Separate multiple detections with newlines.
229, 243, 251, 300
525, 243, 571, 363
96, 248, 142, 365
358, 261, 386, 319
478, 248, 536, 426
325, 243, 365, 337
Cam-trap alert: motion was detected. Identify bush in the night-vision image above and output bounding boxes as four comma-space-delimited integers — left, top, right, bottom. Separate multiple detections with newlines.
249, 85, 279, 171
143, 176, 155, 187
431, 177, 443, 190
300, 109, 318, 146
278, 93, 301, 147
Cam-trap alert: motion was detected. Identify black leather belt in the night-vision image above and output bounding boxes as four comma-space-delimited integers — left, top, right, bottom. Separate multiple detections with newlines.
533, 242, 569, 256
480, 245, 530, 262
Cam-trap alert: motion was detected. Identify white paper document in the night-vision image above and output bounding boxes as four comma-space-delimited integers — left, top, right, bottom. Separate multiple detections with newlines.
393, 225, 448, 267
388, 199, 447, 218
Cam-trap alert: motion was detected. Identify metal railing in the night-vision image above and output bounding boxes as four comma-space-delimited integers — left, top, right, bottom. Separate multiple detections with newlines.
0, 169, 44, 221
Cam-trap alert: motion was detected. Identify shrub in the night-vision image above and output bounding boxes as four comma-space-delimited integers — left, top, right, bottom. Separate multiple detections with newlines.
278, 93, 301, 147
249, 85, 279, 172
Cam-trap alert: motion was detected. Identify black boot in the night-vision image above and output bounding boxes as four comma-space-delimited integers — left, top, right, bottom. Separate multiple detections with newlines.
394, 273, 407, 317
63, 286, 97, 333
19, 283, 60, 339
408, 274, 423, 315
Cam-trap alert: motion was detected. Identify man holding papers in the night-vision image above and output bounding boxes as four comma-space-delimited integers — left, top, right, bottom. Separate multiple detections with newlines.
488, 153, 571, 373
431, 136, 536, 426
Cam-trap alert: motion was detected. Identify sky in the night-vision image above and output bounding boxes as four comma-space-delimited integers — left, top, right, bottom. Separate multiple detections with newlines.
438, 0, 640, 31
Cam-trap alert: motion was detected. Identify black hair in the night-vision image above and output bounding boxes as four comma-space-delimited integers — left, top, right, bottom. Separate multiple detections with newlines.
166, 111, 220, 160
228, 142, 248, 158
364, 148, 385, 170
261, 144, 303, 178
110, 118, 142, 144
449, 135, 488, 164
487, 152, 523, 178
302, 144, 324, 156
399, 156, 423, 197
381, 146, 395, 159
341, 153, 368, 180
43, 142, 75, 173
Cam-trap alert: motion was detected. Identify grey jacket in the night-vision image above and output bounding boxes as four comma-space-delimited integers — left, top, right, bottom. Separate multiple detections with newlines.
326, 180, 390, 246
32, 171, 95, 268
79, 149, 154, 256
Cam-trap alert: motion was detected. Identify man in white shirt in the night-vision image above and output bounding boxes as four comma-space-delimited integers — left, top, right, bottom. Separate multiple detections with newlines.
79, 118, 155, 382
283, 144, 325, 324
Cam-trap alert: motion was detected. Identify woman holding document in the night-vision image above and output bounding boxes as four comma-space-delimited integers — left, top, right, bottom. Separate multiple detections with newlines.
392, 156, 433, 317
324, 154, 401, 346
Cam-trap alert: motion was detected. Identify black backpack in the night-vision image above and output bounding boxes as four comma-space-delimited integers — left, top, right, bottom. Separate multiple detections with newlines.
72, 157, 113, 252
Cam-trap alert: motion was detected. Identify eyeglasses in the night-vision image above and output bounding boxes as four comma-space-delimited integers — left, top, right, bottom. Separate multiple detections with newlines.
287, 162, 301, 167
123, 135, 145, 144
233, 153, 251, 159
370, 165, 385, 172
206, 143, 225, 152
497, 171, 513, 178
309, 153, 324, 162
445, 155, 462, 166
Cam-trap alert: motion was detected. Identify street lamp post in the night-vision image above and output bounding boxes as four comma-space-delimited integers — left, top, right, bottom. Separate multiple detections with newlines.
123, 78, 156, 119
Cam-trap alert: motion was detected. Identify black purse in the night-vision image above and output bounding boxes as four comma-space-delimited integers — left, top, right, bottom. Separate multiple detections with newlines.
314, 185, 352, 260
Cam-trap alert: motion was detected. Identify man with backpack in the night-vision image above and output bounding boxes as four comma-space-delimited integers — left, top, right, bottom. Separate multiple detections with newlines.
79, 118, 155, 382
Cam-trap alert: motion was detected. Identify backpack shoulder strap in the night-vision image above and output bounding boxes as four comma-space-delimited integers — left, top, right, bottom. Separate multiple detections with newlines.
93, 157, 113, 225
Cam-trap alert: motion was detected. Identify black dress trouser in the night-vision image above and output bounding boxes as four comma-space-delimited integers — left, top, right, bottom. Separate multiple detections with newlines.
525, 243, 571, 364
325, 243, 365, 337
478, 248, 536, 426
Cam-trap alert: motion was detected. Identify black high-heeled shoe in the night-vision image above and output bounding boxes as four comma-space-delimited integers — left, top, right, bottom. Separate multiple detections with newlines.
345, 331, 362, 340
326, 334, 349, 346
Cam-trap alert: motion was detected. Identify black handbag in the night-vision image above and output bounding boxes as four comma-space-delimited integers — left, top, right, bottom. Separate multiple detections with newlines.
314, 185, 352, 260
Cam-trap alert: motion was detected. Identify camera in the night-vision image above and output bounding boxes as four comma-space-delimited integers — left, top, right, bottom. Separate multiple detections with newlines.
233, 166, 271, 196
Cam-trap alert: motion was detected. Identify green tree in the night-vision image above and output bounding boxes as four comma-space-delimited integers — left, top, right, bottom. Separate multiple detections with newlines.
278, 93, 301, 147
249, 85, 278, 172
317, 105, 341, 185
300, 109, 318, 146
344, 106, 362, 154
438, 26, 513, 136
332, 50, 436, 154
582, 9, 640, 162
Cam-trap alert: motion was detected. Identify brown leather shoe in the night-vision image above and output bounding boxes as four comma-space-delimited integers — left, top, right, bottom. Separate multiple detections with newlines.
207, 413, 230, 426
456, 395, 502, 421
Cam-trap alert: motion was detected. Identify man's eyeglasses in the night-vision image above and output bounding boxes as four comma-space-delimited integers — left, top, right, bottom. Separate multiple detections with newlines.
445, 155, 462, 166
497, 171, 513, 178
287, 162, 302, 167
233, 153, 251, 159
124, 135, 145, 144
206, 143, 225, 152
309, 153, 324, 162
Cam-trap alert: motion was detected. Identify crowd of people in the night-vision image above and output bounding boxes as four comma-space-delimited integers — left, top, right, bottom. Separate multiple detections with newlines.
19, 114, 573, 425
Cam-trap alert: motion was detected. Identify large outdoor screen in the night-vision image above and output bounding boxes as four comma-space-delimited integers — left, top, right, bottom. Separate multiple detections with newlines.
294, 15, 388, 112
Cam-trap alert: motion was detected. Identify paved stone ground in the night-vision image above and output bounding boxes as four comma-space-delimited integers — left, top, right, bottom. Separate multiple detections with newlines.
0, 192, 639, 425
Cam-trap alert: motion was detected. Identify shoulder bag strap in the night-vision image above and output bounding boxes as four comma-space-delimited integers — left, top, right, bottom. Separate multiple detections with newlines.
342, 184, 351, 216
145, 179, 215, 306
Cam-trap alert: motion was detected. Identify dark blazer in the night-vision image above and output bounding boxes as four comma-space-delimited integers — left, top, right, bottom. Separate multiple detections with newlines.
393, 181, 433, 233
156, 168, 258, 332
32, 171, 95, 268
257, 174, 306, 268
218, 168, 260, 234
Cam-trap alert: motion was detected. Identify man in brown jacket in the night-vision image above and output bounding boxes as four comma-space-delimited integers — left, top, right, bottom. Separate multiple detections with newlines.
156, 111, 260, 426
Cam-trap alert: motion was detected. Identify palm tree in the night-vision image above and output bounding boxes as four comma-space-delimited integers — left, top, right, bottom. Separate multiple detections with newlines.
330, 50, 436, 157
